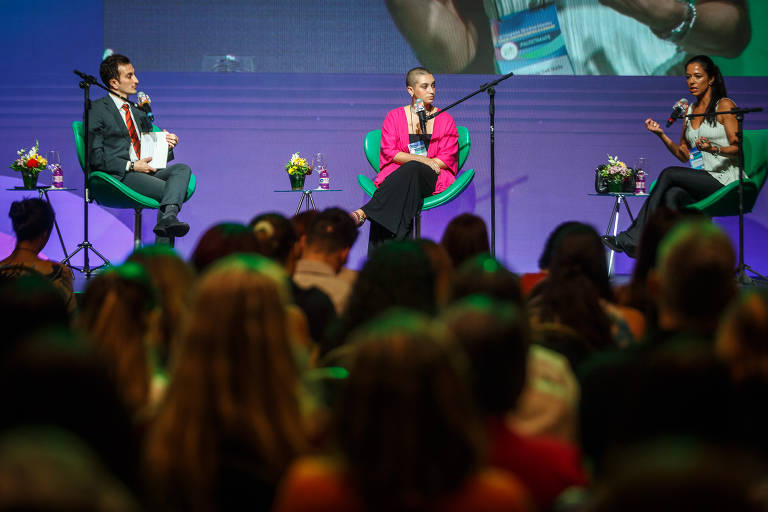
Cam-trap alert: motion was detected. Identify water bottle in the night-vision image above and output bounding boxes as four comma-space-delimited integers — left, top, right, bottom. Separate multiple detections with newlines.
634, 157, 646, 194
318, 167, 329, 190
313, 153, 330, 190
51, 164, 64, 189
635, 170, 645, 194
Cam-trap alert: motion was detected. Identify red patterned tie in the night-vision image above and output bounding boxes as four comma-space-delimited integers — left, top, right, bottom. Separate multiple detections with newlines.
122, 104, 141, 159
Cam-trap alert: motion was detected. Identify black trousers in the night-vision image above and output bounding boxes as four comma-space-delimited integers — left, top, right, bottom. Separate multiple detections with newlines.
120, 163, 192, 214
616, 166, 722, 256
361, 161, 438, 250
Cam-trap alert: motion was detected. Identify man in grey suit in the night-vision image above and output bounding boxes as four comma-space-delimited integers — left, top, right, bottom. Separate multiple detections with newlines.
88, 54, 192, 240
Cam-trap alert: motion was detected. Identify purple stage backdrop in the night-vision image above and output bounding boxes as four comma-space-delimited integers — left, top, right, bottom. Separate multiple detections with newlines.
2, 72, 768, 275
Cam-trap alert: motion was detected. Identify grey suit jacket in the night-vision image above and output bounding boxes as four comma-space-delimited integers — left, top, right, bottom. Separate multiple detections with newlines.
87, 95, 173, 178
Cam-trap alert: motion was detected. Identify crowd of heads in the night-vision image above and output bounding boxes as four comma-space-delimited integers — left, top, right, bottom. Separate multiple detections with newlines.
2, 197, 767, 511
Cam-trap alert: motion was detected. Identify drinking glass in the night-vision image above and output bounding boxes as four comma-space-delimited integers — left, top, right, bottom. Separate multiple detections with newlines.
312, 153, 326, 172
47, 150, 61, 168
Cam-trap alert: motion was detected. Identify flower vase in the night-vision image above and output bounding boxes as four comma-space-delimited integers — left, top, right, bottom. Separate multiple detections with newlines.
289, 173, 306, 191
21, 171, 38, 190
608, 181, 622, 193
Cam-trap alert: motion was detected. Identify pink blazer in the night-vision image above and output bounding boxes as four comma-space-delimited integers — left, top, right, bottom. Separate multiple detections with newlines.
375, 107, 459, 194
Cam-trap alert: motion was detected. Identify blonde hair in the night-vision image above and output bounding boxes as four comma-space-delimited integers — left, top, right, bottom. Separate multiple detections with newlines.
127, 246, 196, 369
144, 254, 306, 510
75, 263, 156, 416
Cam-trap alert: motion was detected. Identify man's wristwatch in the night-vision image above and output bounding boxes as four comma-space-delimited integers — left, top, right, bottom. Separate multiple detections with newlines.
130, 161, 135, 172
654, 0, 697, 44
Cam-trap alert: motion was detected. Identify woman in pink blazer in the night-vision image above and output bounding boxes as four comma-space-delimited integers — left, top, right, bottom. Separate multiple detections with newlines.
351, 67, 459, 249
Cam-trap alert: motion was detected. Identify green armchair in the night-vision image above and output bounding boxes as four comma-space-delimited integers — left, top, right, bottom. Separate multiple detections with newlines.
72, 121, 196, 249
684, 129, 768, 216
647, 129, 768, 216
357, 126, 475, 237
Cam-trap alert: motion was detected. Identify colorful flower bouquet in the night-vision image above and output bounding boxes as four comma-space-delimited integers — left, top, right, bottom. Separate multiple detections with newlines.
598, 155, 632, 184
285, 152, 312, 177
10, 141, 48, 189
285, 152, 313, 190
595, 154, 637, 193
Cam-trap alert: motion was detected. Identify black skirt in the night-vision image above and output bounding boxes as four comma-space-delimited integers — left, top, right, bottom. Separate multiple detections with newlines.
361, 160, 438, 249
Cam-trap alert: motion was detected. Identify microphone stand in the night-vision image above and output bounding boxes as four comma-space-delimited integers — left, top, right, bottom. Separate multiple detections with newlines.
63, 71, 140, 278
427, 70, 514, 256
683, 106, 765, 285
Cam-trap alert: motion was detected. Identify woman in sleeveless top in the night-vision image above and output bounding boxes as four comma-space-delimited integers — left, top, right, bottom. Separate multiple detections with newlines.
350, 67, 459, 250
604, 55, 740, 258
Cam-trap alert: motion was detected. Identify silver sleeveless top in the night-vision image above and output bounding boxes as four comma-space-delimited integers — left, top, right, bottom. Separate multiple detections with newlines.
685, 99, 741, 186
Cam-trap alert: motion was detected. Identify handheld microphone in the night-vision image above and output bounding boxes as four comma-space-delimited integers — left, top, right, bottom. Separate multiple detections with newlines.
73, 69, 98, 84
415, 98, 427, 136
666, 98, 689, 127
137, 91, 155, 123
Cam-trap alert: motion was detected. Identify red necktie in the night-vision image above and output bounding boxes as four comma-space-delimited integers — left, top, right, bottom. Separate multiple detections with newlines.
122, 104, 141, 159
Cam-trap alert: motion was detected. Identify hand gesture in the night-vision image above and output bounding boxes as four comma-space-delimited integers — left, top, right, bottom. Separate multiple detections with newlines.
645, 118, 664, 135
695, 136, 716, 153
133, 157, 156, 173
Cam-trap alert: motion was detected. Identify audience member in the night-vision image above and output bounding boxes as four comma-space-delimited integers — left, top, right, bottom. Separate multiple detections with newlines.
126, 245, 196, 372
417, 238, 454, 308
531, 322, 593, 379
293, 208, 358, 315
291, 210, 320, 255
508, 334, 581, 445
528, 223, 644, 351
0, 199, 74, 312
251, 212, 337, 346
294, 209, 359, 286
449, 254, 522, 307
716, 289, 768, 383
323, 240, 436, 357
188, 219, 318, 351
275, 310, 532, 512
520, 221, 582, 297
0, 427, 141, 511
441, 213, 490, 268
0, 272, 69, 356
579, 340, 734, 477
189, 222, 259, 273
75, 263, 159, 419
716, 290, 768, 460
615, 207, 690, 338
650, 219, 737, 343
0, 329, 143, 501
444, 297, 588, 511
145, 254, 309, 511
448, 255, 578, 444
251, 212, 300, 273
577, 221, 740, 476
584, 441, 765, 512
